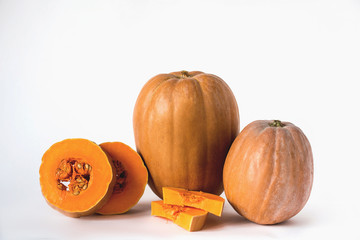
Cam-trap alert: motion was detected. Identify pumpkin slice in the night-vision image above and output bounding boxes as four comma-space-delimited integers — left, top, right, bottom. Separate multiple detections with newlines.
39, 138, 116, 217
151, 200, 208, 232
163, 187, 225, 216
96, 142, 148, 215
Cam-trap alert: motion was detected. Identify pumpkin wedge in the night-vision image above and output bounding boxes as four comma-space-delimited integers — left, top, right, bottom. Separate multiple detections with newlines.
39, 138, 115, 217
151, 200, 208, 231
96, 142, 148, 215
163, 187, 225, 216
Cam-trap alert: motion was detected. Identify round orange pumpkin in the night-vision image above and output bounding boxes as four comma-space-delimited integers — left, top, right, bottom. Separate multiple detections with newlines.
223, 120, 313, 224
133, 71, 239, 198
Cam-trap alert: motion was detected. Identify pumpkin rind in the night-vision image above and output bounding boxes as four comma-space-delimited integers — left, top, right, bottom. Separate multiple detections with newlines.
39, 138, 116, 217
133, 71, 239, 198
223, 120, 313, 224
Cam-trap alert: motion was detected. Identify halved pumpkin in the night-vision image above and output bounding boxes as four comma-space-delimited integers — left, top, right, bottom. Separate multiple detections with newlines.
39, 138, 116, 217
96, 142, 148, 215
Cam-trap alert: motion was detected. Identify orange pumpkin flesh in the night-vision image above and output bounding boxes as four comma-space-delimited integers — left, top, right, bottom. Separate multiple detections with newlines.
163, 187, 225, 216
223, 120, 313, 224
39, 138, 116, 217
151, 200, 208, 232
133, 70, 239, 198
96, 142, 148, 215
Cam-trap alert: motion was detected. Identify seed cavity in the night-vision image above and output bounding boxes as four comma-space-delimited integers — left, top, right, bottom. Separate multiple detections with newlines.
55, 158, 92, 196
180, 192, 205, 204
113, 161, 127, 194
163, 204, 185, 221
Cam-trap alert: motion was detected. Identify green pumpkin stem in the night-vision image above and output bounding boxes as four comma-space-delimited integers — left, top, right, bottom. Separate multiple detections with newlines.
269, 120, 285, 127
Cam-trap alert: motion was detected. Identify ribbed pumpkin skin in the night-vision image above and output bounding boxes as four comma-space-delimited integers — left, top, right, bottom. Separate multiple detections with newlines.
223, 120, 313, 224
133, 71, 239, 198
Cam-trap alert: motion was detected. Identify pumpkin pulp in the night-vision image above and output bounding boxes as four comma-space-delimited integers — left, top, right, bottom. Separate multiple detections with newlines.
55, 158, 92, 195
112, 160, 127, 194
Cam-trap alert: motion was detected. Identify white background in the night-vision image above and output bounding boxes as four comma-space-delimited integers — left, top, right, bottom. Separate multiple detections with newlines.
1, 0, 360, 239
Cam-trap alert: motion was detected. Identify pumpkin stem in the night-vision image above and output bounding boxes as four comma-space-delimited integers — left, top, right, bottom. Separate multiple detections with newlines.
180, 70, 190, 78
269, 120, 285, 127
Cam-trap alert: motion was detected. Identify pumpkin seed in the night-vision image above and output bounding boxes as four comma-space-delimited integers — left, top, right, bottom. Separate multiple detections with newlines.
66, 164, 72, 173
73, 190, 80, 196
57, 183, 66, 190
82, 184, 88, 190
119, 171, 126, 178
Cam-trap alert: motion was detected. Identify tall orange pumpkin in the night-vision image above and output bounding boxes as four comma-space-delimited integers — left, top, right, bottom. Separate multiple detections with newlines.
223, 120, 313, 224
133, 71, 239, 198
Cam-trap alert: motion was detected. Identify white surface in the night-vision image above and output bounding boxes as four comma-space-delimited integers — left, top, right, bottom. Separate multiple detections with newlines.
1, 0, 360, 239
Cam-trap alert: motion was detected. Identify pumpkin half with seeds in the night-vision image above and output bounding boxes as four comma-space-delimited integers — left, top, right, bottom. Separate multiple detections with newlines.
96, 142, 148, 215
39, 138, 116, 217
